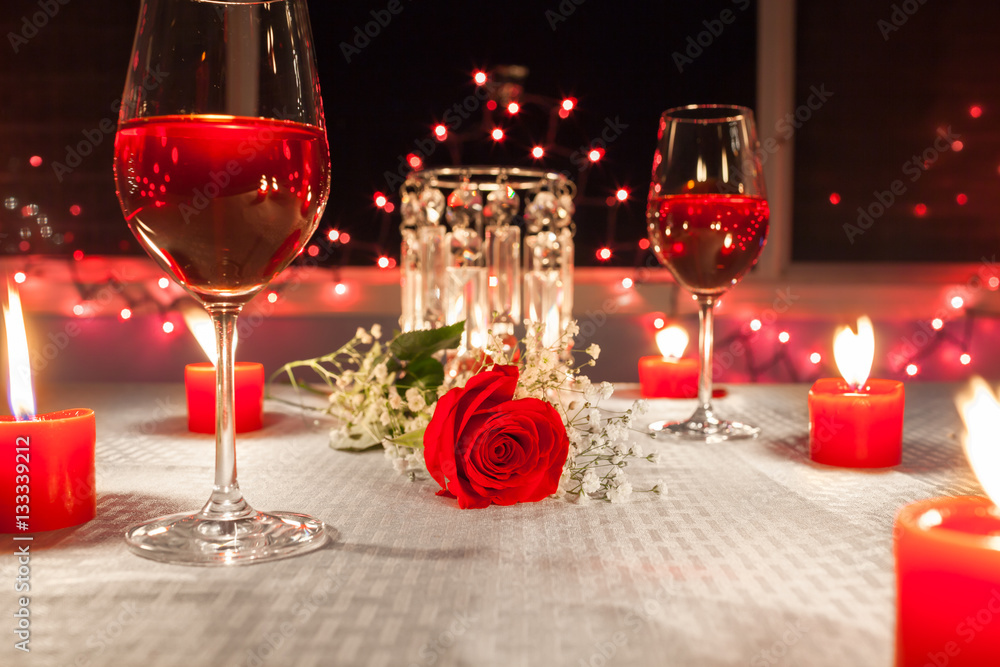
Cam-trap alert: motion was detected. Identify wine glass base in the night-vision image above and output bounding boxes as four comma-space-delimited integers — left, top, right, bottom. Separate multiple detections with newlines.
125, 510, 329, 566
649, 417, 760, 442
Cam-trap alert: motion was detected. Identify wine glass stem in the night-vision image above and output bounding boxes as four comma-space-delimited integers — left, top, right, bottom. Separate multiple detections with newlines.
697, 296, 716, 414
200, 304, 251, 520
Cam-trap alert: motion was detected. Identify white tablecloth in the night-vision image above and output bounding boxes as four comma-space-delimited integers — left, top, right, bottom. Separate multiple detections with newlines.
0, 382, 980, 667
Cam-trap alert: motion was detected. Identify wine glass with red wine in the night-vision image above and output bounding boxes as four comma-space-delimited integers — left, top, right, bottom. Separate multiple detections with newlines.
646, 105, 769, 440
114, 0, 330, 564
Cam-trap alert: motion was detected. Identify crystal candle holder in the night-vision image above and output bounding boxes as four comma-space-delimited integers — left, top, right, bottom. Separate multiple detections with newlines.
400, 167, 576, 354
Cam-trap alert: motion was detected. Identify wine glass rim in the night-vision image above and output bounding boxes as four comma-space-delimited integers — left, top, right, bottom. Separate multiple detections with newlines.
661, 104, 755, 124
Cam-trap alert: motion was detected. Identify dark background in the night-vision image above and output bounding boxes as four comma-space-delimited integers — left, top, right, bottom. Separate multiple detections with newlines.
793, 1, 1000, 262
0, 0, 757, 266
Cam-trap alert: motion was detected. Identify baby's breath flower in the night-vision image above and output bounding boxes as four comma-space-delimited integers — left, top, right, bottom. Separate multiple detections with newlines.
585, 343, 601, 360
405, 387, 426, 412
607, 479, 633, 504
370, 324, 382, 340
388, 387, 403, 410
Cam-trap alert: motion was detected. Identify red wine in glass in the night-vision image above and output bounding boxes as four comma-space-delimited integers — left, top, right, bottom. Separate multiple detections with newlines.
647, 193, 769, 296
646, 105, 768, 441
116, 115, 330, 303
115, 0, 330, 566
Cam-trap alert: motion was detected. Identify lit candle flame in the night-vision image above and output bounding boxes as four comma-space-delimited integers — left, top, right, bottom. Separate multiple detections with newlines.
957, 377, 1000, 506
656, 325, 689, 360
833, 316, 874, 392
180, 302, 236, 367
3, 277, 36, 420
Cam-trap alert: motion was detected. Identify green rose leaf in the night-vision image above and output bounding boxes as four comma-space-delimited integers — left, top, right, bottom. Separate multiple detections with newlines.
389, 321, 464, 362
389, 426, 427, 450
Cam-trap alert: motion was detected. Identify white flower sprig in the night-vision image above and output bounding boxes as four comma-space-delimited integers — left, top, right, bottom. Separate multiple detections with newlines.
479, 322, 657, 502
275, 320, 661, 501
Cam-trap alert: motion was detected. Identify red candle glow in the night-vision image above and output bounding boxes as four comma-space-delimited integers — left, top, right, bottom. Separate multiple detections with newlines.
181, 304, 263, 434
638, 326, 699, 398
185, 362, 264, 433
894, 379, 1000, 667
1, 278, 95, 533
808, 316, 904, 467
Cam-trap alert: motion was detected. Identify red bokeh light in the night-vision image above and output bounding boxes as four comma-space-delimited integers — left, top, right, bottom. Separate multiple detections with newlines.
13, 271, 26, 284
307, 245, 320, 257
373, 192, 388, 208
267, 292, 278, 304
162, 321, 175, 334
334, 282, 348, 296
638, 238, 650, 250
829, 192, 841, 205
951, 140, 964, 152
960, 353, 972, 365
905, 363, 919, 376
69, 204, 82, 216
327, 229, 341, 242
157, 277, 170, 289
120, 308, 132, 321
377, 256, 390, 269
491, 127, 505, 142
531, 146, 545, 159
29, 155, 42, 167
486, 100, 497, 111
596, 247, 612, 261
810, 352, 822, 364
406, 153, 423, 170
970, 105, 983, 118
473, 71, 487, 86
507, 102, 520, 115
615, 188, 629, 202
914, 203, 928, 217
340, 232, 351, 244
561, 98, 576, 112
956, 193, 968, 205
588, 148, 604, 162
383, 202, 395, 214
73, 249, 84, 261
433, 124, 447, 140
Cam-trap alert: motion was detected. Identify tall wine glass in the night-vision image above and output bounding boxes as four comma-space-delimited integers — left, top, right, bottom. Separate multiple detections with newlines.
114, 0, 330, 564
646, 105, 769, 440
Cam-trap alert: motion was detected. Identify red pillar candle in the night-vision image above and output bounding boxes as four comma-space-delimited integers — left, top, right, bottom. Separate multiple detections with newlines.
638, 325, 699, 398
894, 496, 1000, 667
808, 378, 904, 467
2, 277, 95, 532
185, 362, 264, 433
808, 316, 904, 467
638, 357, 699, 398
0, 409, 96, 533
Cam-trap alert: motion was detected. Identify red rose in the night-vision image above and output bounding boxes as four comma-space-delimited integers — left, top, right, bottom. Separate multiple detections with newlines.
424, 365, 570, 509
